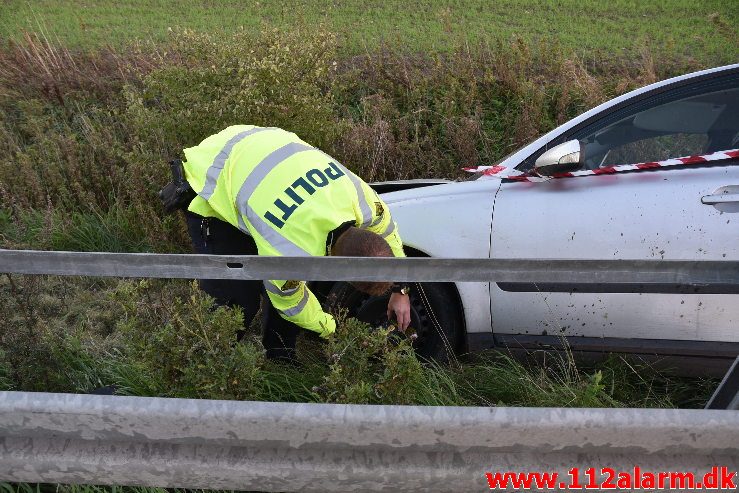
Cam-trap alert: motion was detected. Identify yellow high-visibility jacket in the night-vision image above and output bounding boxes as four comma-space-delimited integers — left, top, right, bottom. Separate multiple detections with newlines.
182, 125, 405, 338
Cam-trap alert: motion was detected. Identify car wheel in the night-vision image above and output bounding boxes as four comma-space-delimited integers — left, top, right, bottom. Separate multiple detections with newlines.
326, 282, 464, 363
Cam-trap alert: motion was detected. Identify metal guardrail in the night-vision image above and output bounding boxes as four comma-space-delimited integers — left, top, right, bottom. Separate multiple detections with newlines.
1, 391, 738, 492
2, 249, 739, 286
706, 357, 739, 410
2, 251, 738, 490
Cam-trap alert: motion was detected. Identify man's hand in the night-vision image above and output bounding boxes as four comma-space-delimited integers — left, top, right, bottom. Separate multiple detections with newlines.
387, 292, 411, 331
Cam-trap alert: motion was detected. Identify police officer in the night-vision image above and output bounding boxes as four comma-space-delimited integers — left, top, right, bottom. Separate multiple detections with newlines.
164, 125, 411, 362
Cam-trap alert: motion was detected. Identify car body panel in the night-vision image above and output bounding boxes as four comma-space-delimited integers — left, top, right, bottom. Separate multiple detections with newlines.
382, 179, 501, 334
490, 164, 739, 342
379, 63, 739, 359
369, 179, 453, 194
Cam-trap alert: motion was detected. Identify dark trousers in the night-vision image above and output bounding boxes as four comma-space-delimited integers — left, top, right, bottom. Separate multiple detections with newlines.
184, 211, 300, 360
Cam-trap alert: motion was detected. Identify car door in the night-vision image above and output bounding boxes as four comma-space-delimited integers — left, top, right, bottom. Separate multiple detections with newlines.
489, 71, 739, 353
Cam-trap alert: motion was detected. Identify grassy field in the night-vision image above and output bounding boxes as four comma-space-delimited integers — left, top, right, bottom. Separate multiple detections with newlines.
1, 0, 737, 63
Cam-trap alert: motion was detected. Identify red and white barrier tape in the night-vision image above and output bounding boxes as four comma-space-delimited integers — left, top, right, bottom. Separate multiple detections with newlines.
464, 148, 739, 182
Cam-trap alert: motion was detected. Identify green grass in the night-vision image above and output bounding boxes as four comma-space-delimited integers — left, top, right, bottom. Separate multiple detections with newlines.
0, 208, 172, 253
1, 0, 737, 64
0, 273, 719, 408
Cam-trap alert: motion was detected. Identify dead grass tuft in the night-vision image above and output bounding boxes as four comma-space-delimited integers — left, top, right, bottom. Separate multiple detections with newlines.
0, 32, 157, 104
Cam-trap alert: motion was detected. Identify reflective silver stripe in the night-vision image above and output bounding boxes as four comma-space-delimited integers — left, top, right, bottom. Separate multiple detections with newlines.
237, 214, 251, 235
370, 213, 384, 228
264, 280, 301, 297
326, 157, 373, 228
235, 142, 314, 256
381, 220, 396, 238
238, 210, 309, 256
281, 289, 309, 317
237, 142, 314, 206
245, 203, 311, 256
263, 281, 283, 295
350, 175, 373, 228
199, 127, 270, 200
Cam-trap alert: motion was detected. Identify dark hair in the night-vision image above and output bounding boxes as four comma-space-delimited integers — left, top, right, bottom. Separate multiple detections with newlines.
332, 227, 393, 296
333, 227, 392, 257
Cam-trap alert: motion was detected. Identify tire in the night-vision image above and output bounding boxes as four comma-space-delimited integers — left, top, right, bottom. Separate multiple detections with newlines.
326, 282, 464, 363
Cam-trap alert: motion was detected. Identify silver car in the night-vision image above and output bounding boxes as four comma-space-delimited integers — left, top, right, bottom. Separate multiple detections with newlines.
326, 64, 739, 374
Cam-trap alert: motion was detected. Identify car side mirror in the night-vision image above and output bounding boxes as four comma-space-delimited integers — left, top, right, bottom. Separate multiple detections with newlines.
534, 140, 583, 175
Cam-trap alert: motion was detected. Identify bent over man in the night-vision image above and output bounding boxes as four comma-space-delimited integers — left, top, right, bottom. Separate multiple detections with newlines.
172, 125, 410, 361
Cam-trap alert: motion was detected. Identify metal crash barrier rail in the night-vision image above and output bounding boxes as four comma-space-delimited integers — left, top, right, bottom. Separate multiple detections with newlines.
1, 248, 739, 287
1, 249, 738, 491
1, 391, 738, 492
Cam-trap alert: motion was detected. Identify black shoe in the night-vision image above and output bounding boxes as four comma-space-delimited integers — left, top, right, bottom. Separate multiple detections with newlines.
89, 384, 119, 395
265, 348, 301, 367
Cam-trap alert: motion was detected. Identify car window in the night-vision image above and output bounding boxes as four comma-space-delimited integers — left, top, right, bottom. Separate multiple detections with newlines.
518, 73, 739, 172
598, 133, 708, 167
578, 87, 737, 169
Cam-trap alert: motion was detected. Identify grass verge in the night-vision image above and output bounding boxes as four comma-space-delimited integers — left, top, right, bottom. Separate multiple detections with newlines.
0, 23, 721, 412
0, 274, 718, 408
0, 0, 736, 66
